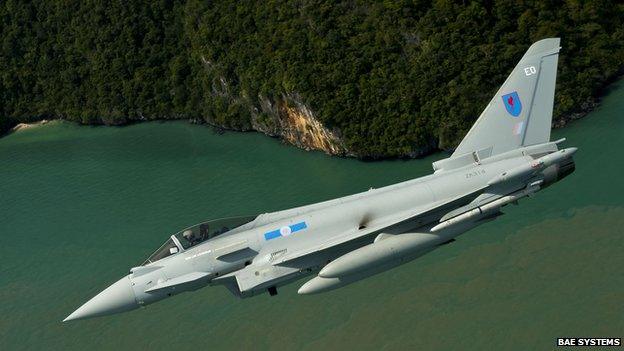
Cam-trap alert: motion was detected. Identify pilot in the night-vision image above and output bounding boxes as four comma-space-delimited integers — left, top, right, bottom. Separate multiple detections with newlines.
199, 224, 210, 241
182, 229, 198, 246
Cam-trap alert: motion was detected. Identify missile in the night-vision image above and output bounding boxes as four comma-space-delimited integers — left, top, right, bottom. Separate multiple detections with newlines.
431, 184, 539, 233
318, 233, 441, 278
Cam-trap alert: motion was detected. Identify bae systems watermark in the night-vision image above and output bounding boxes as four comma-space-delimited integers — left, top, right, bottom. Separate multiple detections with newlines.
557, 338, 621, 347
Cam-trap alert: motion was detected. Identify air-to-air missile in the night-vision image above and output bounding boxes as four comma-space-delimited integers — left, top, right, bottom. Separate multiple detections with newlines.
64, 38, 577, 322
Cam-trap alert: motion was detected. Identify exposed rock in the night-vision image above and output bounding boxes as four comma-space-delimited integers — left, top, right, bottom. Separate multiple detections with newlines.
10, 119, 51, 133
250, 93, 348, 156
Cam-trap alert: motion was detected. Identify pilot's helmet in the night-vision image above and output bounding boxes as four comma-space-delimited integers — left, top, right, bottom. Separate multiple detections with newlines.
182, 229, 194, 240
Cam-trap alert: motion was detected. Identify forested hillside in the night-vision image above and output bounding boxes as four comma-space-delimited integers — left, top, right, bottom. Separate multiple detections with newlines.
2, 1, 623, 158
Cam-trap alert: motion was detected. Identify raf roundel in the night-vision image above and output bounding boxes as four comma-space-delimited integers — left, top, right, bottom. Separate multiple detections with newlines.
280, 226, 292, 236
263, 221, 308, 241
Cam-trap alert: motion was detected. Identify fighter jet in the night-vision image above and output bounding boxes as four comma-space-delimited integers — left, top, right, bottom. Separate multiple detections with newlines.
64, 38, 576, 322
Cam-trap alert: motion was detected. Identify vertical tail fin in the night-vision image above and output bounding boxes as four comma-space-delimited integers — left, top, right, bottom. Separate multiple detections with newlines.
451, 38, 561, 159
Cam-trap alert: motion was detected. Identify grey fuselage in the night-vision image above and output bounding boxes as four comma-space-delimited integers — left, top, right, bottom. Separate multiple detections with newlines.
129, 142, 575, 305
63, 142, 575, 322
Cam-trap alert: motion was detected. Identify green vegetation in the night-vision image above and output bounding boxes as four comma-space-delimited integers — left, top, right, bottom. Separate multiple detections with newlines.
2, 1, 623, 158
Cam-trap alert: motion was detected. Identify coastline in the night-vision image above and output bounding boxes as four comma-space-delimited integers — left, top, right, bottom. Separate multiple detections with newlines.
1, 79, 617, 159
0, 109, 591, 160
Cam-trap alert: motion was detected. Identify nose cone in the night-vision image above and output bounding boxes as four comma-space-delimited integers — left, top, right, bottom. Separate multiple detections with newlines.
63, 276, 138, 322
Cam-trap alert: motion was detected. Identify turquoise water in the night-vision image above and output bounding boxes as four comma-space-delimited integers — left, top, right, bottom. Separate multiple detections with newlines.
1, 82, 623, 350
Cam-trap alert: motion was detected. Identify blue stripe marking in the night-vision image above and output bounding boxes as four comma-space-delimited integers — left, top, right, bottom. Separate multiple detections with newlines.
264, 221, 308, 241
264, 230, 281, 240
290, 222, 307, 232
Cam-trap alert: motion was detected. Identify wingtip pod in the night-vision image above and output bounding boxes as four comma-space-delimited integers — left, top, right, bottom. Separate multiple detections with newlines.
486, 147, 578, 187
540, 147, 578, 168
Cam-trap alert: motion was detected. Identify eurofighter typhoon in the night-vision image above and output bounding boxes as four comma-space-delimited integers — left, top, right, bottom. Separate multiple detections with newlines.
64, 38, 576, 321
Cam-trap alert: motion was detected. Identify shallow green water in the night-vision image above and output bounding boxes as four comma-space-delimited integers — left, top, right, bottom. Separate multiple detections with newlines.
1, 82, 623, 350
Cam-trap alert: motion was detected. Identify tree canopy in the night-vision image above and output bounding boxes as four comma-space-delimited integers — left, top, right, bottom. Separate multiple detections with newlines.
2, 1, 623, 158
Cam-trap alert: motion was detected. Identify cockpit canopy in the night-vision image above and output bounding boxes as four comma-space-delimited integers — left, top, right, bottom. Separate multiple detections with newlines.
142, 215, 257, 265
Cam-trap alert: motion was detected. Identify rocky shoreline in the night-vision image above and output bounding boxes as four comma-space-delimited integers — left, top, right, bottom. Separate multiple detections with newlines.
0, 90, 610, 160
